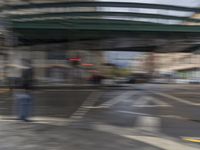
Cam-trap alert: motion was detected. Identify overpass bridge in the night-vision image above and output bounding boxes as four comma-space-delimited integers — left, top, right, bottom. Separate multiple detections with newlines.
1, 1, 200, 52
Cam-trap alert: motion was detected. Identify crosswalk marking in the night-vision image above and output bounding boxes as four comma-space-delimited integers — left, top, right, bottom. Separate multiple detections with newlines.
69, 91, 102, 122
82, 106, 106, 109
94, 124, 199, 150
154, 92, 200, 106
117, 110, 149, 116
135, 116, 160, 133
98, 91, 139, 108
118, 110, 186, 120
132, 96, 171, 108
118, 110, 161, 133
0, 91, 102, 126
174, 92, 200, 95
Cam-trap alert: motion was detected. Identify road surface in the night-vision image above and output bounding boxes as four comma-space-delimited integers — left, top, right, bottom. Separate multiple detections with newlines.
0, 84, 199, 149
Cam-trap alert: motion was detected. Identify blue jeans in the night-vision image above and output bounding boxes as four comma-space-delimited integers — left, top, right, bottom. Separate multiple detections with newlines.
16, 93, 32, 120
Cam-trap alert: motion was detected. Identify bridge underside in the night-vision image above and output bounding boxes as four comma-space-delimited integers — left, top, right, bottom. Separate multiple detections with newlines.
14, 24, 200, 53
4, 1, 200, 53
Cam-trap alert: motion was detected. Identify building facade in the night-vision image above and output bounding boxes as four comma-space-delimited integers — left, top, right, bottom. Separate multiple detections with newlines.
154, 53, 200, 80
0, 0, 107, 85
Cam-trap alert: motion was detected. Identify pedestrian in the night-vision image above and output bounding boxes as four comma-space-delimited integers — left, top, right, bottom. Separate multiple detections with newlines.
6, 65, 16, 93
16, 59, 34, 121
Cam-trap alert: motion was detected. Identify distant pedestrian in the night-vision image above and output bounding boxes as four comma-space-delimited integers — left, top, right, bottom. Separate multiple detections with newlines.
16, 59, 34, 121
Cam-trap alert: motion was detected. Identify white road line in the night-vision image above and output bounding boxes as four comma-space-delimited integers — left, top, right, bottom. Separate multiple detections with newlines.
117, 110, 149, 116
69, 91, 102, 121
94, 124, 199, 150
0, 91, 102, 126
136, 116, 161, 133
132, 96, 171, 108
153, 92, 200, 106
149, 96, 171, 106
132, 96, 148, 105
118, 110, 186, 120
81, 106, 106, 109
98, 91, 139, 108
174, 92, 200, 95
124, 135, 199, 150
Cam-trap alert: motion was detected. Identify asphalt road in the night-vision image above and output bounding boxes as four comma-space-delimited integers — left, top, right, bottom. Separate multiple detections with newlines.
0, 84, 199, 149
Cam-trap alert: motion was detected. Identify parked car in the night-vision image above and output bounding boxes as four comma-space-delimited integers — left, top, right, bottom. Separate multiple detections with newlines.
114, 77, 129, 84
151, 78, 169, 84
189, 79, 200, 84
126, 73, 150, 84
175, 79, 190, 84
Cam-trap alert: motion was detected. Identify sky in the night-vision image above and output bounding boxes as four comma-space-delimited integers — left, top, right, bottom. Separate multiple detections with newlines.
98, 0, 200, 7
104, 51, 143, 68
98, 0, 200, 24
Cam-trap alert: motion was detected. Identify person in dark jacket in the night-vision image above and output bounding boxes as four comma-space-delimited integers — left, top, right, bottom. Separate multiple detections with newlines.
21, 60, 34, 90
16, 59, 34, 121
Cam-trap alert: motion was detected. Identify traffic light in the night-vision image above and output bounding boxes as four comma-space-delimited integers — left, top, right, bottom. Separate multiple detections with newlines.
68, 57, 81, 67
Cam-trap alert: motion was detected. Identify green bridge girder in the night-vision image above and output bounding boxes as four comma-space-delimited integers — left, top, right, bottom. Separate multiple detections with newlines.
4, 1, 200, 12
10, 11, 200, 23
12, 18, 200, 32
12, 18, 200, 51
4, 1, 200, 24
2, 1, 200, 51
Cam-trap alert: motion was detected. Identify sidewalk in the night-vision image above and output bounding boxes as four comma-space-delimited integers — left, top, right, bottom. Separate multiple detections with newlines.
0, 120, 162, 150
0, 84, 132, 90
